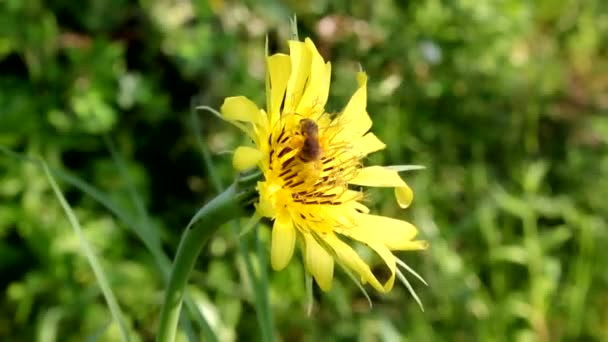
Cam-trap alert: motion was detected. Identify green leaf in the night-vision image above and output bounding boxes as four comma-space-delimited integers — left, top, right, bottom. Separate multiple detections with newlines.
41, 161, 131, 342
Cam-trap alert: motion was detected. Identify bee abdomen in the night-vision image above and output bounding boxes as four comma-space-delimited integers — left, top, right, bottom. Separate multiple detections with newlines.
299, 139, 322, 162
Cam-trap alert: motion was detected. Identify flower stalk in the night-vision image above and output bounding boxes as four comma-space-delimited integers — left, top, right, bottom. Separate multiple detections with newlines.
156, 174, 259, 342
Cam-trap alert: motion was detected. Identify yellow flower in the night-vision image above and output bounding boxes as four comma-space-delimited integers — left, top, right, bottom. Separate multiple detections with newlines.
220, 38, 427, 297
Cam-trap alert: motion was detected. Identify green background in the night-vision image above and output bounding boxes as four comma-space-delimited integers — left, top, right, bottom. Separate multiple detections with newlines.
1, 0, 607, 341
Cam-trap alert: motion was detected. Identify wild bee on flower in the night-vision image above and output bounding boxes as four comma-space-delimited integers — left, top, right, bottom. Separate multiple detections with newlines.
297, 118, 323, 163
220, 37, 427, 307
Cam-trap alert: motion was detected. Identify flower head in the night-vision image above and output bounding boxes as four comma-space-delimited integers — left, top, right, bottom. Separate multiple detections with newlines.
220, 38, 427, 297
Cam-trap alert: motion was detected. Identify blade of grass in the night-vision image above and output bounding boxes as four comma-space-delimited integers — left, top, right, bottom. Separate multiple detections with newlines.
236, 227, 274, 342
1, 145, 169, 273
102, 135, 161, 250
1, 145, 216, 342
41, 161, 131, 342
255, 227, 275, 338
191, 102, 223, 192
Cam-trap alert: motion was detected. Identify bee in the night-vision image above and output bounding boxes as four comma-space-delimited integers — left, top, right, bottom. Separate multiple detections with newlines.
298, 118, 323, 162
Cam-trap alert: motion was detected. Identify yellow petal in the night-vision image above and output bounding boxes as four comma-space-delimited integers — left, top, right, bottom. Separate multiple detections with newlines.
266, 53, 291, 124
232, 146, 264, 171
334, 72, 372, 140
349, 166, 414, 208
350, 166, 405, 187
347, 212, 421, 250
395, 186, 414, 208
397, 240, 429, 250
304, 233, 334, 291
364, 240, 396, 291
255, 181, 280, 218
324, 233, 385, 292
351, 132, 386, 156
296, 38, 331, 116
334, 226, 397, 291
284, 41, 312, 113
345, 199, 370, 214
220, 96, 263, 125
270, 213, 296, 271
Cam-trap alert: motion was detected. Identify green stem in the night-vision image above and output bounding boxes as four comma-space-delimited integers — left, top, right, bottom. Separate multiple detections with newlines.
255, 227, 275, 341
191, 109, 273, 341
156, 182, 251, 342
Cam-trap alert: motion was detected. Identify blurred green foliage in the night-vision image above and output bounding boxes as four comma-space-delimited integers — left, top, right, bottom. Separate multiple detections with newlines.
2, 0, 608, 341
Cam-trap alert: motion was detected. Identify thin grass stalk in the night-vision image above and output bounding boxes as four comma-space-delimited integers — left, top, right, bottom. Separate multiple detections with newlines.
42, 162, 131, 342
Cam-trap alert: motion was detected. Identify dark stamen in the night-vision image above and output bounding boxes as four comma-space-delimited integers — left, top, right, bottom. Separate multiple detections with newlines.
322, 157, 334, 165
276, 128, 285, 144
279, 93, 286, 113
279, 168, 293, 178
281, 156, 295, 169
289, 180, 304, 188
282, 172, 297, 182
277, 147, 292, 158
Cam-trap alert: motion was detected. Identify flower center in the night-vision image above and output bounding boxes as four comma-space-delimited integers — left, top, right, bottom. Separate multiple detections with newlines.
267, 118, 360, 206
